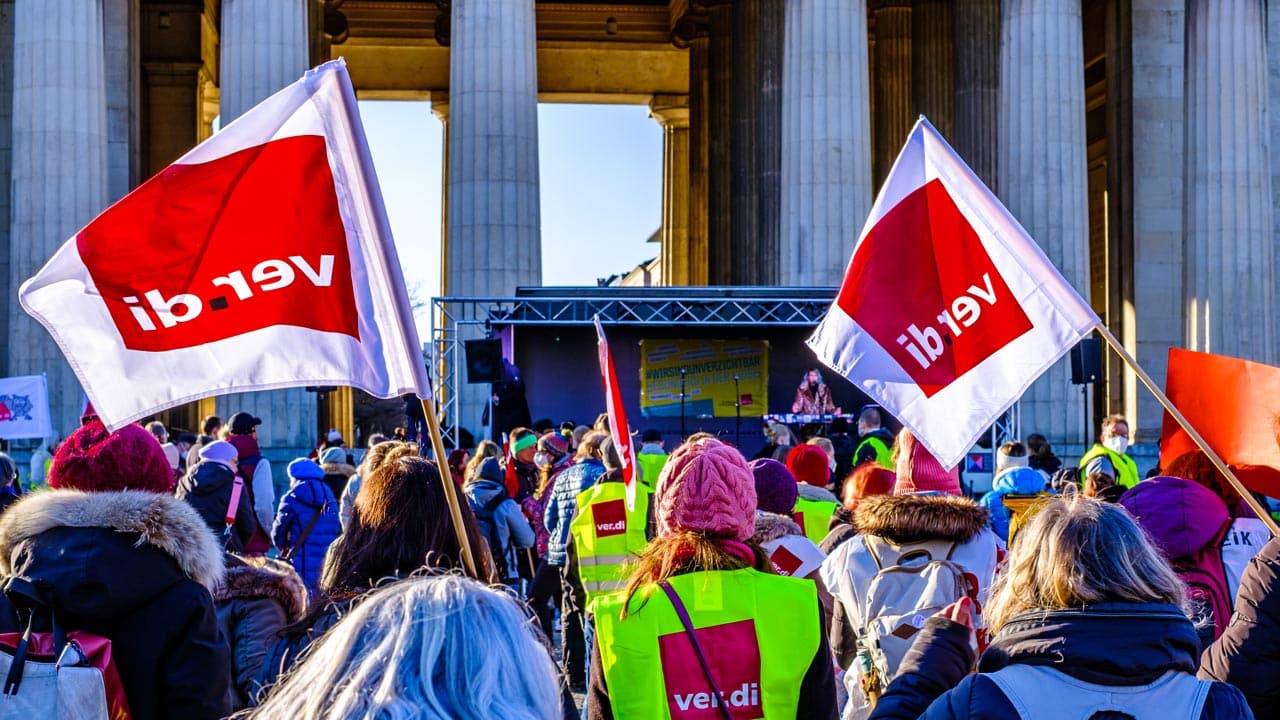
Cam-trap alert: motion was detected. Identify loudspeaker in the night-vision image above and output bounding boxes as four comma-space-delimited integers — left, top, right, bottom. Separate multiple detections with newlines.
1070, 337, 1102, 385
464, 339, 504, 384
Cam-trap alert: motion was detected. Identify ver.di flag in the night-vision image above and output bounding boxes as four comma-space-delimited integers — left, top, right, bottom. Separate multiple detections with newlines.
18, 60, 429, 430
595, 316, 639, 510
0, 375, 54, 440
807, 118, 1099, 469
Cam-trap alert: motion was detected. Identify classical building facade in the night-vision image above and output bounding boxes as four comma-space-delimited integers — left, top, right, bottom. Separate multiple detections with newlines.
0, 0, 1276, 454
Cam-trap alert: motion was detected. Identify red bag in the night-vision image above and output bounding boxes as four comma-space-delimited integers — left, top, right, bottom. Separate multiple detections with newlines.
0, 620, 131, 719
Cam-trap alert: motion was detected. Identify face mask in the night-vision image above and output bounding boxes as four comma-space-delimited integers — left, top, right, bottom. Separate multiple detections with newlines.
534, 452, 550, 469
1104, 436, 1129, 455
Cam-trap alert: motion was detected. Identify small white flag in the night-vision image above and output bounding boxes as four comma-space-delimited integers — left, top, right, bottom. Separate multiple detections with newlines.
0, 375, 54, 440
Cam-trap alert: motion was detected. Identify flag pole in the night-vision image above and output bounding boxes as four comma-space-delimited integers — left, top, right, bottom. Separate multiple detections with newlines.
1094, 324, 1280, 536
419, 397, 481, 578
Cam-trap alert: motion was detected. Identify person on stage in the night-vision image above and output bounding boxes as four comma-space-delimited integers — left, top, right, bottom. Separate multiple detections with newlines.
791, 368, 840, 416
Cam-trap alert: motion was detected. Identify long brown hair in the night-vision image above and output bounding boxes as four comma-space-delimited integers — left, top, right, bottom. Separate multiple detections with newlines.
620, 532, 768, 618
321, 456, 497, 592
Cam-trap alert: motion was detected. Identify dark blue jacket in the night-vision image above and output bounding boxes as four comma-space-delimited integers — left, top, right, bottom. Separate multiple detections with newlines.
871, 602, 1254, 720
543, 458, 605, 566
271, 478, 341, 596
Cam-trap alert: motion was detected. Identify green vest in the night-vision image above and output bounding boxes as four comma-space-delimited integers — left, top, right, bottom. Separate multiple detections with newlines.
571, 482, 651, 611
637, 452, 669, 491
595, 568, 820, 719
791, 496, 837, 545
855, 435, 894, 470
1078, 444, 1140, 489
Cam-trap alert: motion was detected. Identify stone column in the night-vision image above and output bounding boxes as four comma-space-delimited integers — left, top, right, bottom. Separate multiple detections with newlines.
0, 0, 13, 377
218, 0, 312, 452
219, 0, 308, 123
999, 0, 1089, 444
954, 0, 999, 188
431, 94, 450, 295
448, 0, 541, 436
104, 0, 138, 203
649, 96, 691, 286
755, 0, 784, 285
687, 35, 711, 285
911, 0, 953, 138
872, 1, 912, 187
707, 6, 734, 285
780, 0, 874, 287
10, 0, 109, 432
1184, 0, 1274, 363
730, 1, 761, 285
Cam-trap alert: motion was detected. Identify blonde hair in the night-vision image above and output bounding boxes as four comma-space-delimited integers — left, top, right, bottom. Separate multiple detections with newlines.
985, 496, 1184, 633
621, 532, 765, 619
247, 575, 560, 719
464, 441, 501, 482
361, 440, 416, 478
575, 431, 608, 462
807, 437, 835, 459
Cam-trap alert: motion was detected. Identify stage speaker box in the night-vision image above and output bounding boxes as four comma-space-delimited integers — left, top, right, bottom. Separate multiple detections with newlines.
465, 339, 504, 384
1070, 337, 1102, 385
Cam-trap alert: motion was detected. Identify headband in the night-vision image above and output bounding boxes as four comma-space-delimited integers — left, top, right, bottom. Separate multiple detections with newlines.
512, 434, 538, 454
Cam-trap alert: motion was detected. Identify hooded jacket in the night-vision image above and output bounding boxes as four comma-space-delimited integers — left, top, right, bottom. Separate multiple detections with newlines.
544, 457, 606, 566
465, 477, 536, 581
0, 491, 230, 720
1201, 536, 1280, 719
320, 460, 358, 501
978, 467, 1050, 541
271, 477, 342, 596
213, 555, 307, 710
821, 493, 998, 711
870, 602, 1254, 720
176, 460, 258, 551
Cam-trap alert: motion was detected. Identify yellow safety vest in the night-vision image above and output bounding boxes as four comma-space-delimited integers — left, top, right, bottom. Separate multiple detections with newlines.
571, 482, 651, 611
855, 435, 894, 470
791, 496, 837, 545
1078, 444, 1140, 489
595, 568, 820, 720
637, 452, 669, 491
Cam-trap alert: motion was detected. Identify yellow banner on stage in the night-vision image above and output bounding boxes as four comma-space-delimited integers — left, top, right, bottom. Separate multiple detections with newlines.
639, 340, 768, 418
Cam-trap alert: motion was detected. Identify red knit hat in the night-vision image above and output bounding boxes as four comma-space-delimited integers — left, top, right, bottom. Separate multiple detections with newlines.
893, 430, 961, 496
656, 439, 757, 541
49, 420, 174, 494
786, 444, 831, 486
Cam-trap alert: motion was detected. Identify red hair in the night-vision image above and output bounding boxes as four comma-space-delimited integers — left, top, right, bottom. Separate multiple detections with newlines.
842, 463, 895, 511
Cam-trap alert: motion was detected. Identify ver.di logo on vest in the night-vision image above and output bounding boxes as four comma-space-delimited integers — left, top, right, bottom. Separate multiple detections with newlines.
658, 618, 762, 719
76, 136, 361, 352
592, 499, 627, 538
837, 179, 1033, 397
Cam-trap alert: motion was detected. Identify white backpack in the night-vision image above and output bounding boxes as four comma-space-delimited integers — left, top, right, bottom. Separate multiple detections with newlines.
854, 535, 971, 704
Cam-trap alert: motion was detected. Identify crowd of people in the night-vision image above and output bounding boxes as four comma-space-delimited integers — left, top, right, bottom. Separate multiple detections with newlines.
0, 401, 1276, 719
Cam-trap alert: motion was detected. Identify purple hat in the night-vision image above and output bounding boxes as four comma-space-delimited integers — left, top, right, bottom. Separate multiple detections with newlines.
749, 458, 799, 515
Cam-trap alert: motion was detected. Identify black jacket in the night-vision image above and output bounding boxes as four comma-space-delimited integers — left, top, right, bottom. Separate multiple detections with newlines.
0, 490, 231, 720
176, 460, 258, 550
872, 602, 1254, 720
1201, 536, 1280, 718
855, 427, 896, 467
213, 555, 307, 711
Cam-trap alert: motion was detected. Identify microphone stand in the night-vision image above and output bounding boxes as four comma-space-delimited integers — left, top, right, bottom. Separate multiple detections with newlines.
733, 375, 741, 447
680, 368, 687, 440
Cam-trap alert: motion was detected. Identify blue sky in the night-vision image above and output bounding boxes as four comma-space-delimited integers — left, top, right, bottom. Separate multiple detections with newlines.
359, 101, 663, 335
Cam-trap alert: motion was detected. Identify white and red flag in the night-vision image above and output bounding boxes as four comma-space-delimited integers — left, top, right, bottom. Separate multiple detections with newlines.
807, 118, 1099, 469
594, 316, 639, 510
19, 60, 429, 430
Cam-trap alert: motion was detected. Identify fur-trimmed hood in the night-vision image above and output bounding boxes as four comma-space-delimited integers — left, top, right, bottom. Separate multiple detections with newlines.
797, 483, 839, 504
214, 555, 307, 622
321, 462, 358, 479
752, 510, 803, 544
0, 489, 225, 590
854, 493, 989, 544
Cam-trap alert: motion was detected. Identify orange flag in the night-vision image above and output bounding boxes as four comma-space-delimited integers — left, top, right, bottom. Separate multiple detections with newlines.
1160, 348, 1280, 497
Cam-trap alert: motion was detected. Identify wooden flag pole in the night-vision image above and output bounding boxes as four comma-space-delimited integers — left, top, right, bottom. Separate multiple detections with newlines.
420, 397, 481, 578
1094, 324, 1280, 537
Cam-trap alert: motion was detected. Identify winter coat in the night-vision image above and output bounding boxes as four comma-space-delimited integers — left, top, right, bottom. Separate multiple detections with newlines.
176, 460, 258, 550
1200, 536, 1280, 719
798, 481, 840, 505
213, 555, 306, 711
978, 467, 1050, 541
0, 490, 231, 720
829, 431, 857, 482
871, 602, 1254, 720
257, 595, 357, 699
271, 478, 342, 596
320, 461, 357, 501
544, 457, 606, 566
465, 477, 536, 581
821, 494, 999, 713
854, 428, 897, 467
821, 505, 858, 554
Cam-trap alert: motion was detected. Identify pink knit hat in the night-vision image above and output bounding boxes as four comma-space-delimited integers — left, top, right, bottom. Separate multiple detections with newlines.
893, 430, 961, 496
656, 439, 757, 541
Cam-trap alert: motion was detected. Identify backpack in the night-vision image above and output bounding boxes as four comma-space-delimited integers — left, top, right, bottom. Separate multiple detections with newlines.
0, 579, 131, 719
856, 535, 972, 707
1173, 518, 1233, 647
472, 493, 511, 580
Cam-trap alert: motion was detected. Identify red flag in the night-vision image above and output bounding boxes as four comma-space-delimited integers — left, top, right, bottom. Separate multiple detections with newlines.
594, 316, 638, 510
1160, 348, 1280, 497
